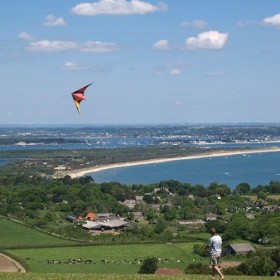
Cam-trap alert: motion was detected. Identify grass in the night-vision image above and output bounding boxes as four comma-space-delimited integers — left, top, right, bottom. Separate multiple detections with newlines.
0, 273, 276, 280
0, 218, 78, 249
5, 242, 205, 274
0, 217, 272, 279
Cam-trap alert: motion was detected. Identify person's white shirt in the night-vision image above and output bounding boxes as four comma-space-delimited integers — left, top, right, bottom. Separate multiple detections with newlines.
209, 235, 222, 256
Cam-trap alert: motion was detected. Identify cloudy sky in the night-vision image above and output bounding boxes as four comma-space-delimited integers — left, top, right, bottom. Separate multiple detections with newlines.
1, 0, 280, 125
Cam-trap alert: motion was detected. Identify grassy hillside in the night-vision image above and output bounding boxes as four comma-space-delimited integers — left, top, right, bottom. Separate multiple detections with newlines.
0, 218, 79, 249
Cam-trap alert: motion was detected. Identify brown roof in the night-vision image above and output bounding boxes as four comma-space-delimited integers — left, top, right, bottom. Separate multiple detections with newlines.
155, 268, 183, 275
85, 212, 96, 220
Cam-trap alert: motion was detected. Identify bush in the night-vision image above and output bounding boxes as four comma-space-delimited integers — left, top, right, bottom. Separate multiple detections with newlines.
223, 266, 243, 275
239, 253, 277, 276
193, 244, 208, 257
185, 262, 211, 274
139, 257, 158, 274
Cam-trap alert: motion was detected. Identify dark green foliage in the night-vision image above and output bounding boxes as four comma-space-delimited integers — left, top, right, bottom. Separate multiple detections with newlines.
271, 247, 280, 267
138, 257, 158, 274
205, 220, 227, 234
239, 251, 277, 276
185, 262, 211, 274
192, 244, 208, 257
223, 212, 252, 240
235, 183, 251, 194
222, 266, 243, 275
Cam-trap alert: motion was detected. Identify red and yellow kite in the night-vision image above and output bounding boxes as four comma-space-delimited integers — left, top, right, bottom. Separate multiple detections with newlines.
71, 83, 92, 114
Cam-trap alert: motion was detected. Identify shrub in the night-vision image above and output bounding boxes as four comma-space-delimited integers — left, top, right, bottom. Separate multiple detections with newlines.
185, 262, 211, 274
139, 257, 158, 274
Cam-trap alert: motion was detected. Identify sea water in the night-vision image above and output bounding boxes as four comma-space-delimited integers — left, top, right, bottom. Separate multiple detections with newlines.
90, 152, 280, 188
1, 142, 280, 188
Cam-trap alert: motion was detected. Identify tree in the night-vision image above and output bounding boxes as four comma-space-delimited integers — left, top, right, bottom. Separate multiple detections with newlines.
139, 257, 158, 274
235, 183, 251, 195
154, 218, 166, 234
143, 194, 154, 204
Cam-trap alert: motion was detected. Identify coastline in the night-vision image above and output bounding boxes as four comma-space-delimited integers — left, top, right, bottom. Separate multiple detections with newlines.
61, 147, 280, 179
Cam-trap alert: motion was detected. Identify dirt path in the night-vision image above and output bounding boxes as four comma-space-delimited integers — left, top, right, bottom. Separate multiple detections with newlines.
0, 253, 26, 272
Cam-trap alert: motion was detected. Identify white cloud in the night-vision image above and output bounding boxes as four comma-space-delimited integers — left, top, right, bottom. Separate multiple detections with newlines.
263, 13, 280, 27
26, 40, 119, 53
71, 0, 167, 16
169, 68, 182, 76
80, 41, 119, 52
18, 32, 36, 41
185, 30, 228, 50
44, 14, 66, 27
153, 39, 169, 50
27, 40, 78, 52
64, 62, 89, 71
181, 20, 208, 29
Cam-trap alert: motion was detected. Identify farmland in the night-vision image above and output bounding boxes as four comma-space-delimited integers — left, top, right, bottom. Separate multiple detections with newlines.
6, 242, 203, 274
1, 217, 204, 274
0, 218, 78, 250
0, 273, 277, 280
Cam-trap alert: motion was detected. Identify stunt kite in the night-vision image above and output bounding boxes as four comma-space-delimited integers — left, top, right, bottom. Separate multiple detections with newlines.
71, 83, 92, 114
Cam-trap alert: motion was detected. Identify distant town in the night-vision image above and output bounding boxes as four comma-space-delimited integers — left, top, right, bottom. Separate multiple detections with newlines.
1, 124, 280, 147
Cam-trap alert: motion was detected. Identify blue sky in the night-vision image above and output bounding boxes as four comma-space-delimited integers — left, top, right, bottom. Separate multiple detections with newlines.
1, 0, 280, 125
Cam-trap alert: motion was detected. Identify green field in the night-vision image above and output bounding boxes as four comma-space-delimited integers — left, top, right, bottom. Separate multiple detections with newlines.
0, 217, 273, 279
6, 242, 204, 274
1, 218, 206, 274
0, 218, 78, 249
0, 273, 276, 280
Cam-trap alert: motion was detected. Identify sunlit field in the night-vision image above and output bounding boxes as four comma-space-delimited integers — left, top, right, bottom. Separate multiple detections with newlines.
6, 242, 204, 274
0, 273, 276, 280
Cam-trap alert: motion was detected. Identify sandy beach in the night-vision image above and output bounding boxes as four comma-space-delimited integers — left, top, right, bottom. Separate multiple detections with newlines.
61, 147, 280, 179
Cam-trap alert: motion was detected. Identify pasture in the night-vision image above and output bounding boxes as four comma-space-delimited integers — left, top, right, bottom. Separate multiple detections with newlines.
6, 242, 204, 274
0, 273, 276, 280
0, 218, 77, 249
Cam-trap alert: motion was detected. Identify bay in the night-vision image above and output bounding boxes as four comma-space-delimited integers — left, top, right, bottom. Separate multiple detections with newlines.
91, 152, 280, 188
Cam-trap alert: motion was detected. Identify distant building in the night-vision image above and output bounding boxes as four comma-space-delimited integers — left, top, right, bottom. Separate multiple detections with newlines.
132, 212, 144, 221
85, 212, 96, 221
188, 194, 195, 200
120, 199, 136, 209
150, 204, 161, 211
245, 213, 255, 220
65, 215, 76, 222
263, 205, 280, 213
205, 213, 217, 221
95, 213, 118, 221
177, 219, 205, 227
135, 196, 144, 204
227, 243, 255, 255
82, 219, 129, 231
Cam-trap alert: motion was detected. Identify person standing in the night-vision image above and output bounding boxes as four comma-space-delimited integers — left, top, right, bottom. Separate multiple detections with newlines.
209, 228, 225, 279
